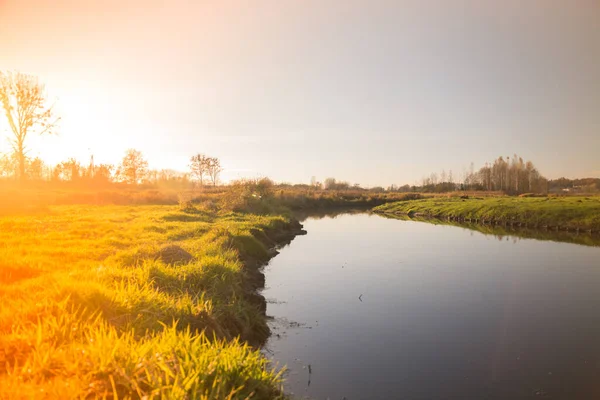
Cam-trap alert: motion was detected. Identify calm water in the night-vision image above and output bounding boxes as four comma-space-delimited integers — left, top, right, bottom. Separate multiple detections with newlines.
262, 213, 600, 400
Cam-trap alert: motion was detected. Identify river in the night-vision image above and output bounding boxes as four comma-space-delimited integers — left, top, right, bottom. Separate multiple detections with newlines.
262, 212, 600, 400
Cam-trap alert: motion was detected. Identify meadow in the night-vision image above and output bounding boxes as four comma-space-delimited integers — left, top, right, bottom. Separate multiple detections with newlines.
0, 203, 302, 399
2, 183, 598, 399
374, 196, 600, 232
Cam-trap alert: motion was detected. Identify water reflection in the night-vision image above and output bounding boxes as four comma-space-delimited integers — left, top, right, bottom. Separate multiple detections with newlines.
292, 207, 369, 222
380, 214, 600, 247
263, 213, 600, 400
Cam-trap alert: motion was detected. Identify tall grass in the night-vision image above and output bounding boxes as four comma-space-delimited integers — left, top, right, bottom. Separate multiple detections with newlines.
0, 205, 292, 398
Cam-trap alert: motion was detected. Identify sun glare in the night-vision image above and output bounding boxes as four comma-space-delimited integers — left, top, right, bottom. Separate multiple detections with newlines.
1, 0, 600, 399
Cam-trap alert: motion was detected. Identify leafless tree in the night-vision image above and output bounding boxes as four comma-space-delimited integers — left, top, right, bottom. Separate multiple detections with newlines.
189, 153, 210, 186
206, 157, 222, 186
52, 158, 82, 181
0, 71, 59, 181
94, 164, 114, 183
117, 149, 148, 184
0, 152, 18, 178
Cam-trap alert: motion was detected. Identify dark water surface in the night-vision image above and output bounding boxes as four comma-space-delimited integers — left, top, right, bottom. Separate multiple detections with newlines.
262, 213, 600, 400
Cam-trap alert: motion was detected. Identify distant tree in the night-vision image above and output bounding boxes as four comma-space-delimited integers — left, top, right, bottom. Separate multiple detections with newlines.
154, 168, 191, 189
26, 157, 45, 180
467, 162, 475, 190
189, 153, 210, 186
322, 177, 353, 190
146, 169, 159, 184
338, 181, 350, 190
0, 152, 18, 179
117, 149, 148, 184
430, 172, 438, 186
94, 164, 114, 183
0, 71, 59, 181
324, 177, 337, 190
414, 155, 546, 194
206, 157, 222, 186
54, 158, 82, 181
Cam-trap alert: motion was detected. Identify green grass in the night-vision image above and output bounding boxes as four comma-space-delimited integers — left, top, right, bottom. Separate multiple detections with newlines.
0, 205, 295, 399
374, 196, 600, 232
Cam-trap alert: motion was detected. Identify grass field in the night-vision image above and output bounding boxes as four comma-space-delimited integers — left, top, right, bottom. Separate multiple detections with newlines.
374, 196, 600, 232
0, 204, 301, 399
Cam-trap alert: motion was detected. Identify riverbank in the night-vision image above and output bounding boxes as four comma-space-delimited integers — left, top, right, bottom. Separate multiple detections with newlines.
374, 196, 600, 233
380, 213, 600, 247
0, 205, 304, 398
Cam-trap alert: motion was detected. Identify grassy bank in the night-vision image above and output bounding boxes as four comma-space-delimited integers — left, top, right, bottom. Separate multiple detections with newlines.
0, 205, 303, 399
374, 196, 600, 232
380, 213, 600, 247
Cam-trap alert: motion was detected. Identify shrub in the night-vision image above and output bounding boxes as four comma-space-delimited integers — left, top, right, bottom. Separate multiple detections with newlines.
221, 178, 276, 214
178, 192, 197, 212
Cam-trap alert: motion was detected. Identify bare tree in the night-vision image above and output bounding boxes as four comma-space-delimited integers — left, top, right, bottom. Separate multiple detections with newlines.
0, 71, 59, 181
324, 177, 337, 190
94, 164, 114, 183
206, 157, 222, 186
57, 158, 82, 181
117, 149, 148, 184
430, 172, 438, 186
189, 153, 210, 186
0, 152, 18, 178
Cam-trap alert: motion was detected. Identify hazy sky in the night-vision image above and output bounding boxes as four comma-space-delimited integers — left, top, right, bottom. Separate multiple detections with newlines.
1, 0, 599, 186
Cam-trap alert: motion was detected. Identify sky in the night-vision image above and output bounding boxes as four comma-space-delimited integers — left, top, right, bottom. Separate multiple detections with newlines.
0, 0, 599, 186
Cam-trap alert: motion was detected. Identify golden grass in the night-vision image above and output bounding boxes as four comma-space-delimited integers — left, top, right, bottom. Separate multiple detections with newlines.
0, 204, 290, 399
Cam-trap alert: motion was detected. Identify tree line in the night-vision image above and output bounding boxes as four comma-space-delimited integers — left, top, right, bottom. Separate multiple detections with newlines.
548, 177, 600, 193
0, 71, 224, 187
386, 155, 549, 194
1, 71, 594, 195
0, 148, 223, 188
464, 155, 547, 194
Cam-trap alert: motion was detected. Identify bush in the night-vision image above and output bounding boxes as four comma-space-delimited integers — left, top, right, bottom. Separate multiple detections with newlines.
395, 193, 424, 201
221, 178, 276, 214
195, 199, 219, 213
